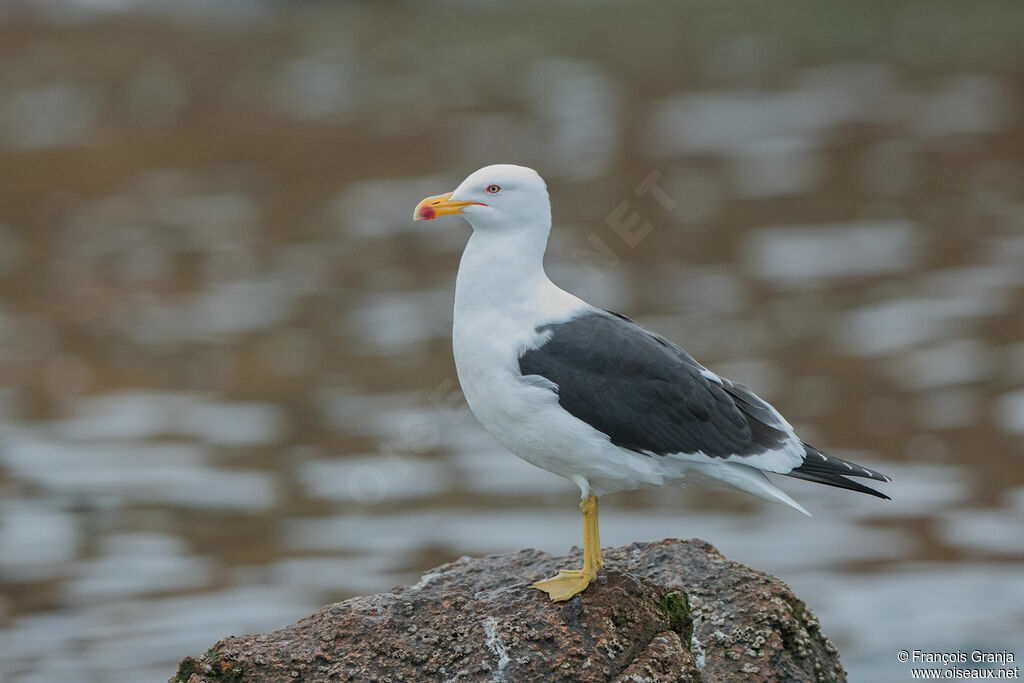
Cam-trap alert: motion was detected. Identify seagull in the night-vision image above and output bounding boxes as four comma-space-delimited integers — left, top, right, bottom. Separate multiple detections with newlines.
413, 164, 891, 602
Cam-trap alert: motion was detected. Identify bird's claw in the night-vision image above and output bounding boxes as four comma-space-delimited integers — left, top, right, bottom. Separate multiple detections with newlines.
531, 568, 596, 602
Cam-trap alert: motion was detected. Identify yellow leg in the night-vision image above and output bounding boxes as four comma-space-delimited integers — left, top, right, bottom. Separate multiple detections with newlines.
531, 493, 604, 601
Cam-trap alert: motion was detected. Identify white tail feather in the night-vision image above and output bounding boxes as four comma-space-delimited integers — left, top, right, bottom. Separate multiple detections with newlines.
689, 462, 813, 517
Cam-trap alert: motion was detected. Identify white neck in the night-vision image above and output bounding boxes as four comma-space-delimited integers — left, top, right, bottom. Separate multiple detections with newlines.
454, 228, 548, 313
453, 226, 587, 339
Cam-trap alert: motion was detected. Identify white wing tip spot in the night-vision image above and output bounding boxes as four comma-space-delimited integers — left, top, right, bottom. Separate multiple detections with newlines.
699, 368, 722, 384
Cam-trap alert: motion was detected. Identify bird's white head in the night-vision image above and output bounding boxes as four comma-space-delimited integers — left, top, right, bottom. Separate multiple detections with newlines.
413, 164, 551, 235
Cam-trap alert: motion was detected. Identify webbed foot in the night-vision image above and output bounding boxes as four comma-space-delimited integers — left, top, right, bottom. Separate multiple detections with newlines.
531, 568, 596, 602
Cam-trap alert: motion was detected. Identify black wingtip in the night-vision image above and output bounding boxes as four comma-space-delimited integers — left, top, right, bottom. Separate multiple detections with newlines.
799, 443, 892, 481
786, 443, 893, 499
785, 468, 892, 499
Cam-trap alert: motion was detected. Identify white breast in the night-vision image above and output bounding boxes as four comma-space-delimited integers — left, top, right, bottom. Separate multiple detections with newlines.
452, 263, 577, 465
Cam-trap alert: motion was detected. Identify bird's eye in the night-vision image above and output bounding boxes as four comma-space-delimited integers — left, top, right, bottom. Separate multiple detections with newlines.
486, 184, 501, 194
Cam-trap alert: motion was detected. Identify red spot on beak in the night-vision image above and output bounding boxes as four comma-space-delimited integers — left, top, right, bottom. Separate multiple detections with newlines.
419, 206, 436, 221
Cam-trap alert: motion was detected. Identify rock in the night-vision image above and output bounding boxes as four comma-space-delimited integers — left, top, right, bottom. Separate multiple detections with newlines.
170, 539, 845, 682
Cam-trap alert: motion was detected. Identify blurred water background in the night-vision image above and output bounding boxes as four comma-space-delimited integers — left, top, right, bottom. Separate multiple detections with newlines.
1, 1, 1023, 681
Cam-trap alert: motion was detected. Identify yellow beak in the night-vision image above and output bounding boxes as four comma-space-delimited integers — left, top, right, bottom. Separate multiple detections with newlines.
413, 191, 483, 221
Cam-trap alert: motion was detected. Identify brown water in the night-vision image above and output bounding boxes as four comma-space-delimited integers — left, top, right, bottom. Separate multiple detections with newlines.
1, 2, 1023, 681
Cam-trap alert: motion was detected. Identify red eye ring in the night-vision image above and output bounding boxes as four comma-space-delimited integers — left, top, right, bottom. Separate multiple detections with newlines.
486, 184, 501, 194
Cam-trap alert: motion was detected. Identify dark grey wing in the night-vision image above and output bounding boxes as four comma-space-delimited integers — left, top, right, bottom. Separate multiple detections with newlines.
518, 310, 792, 459
518, 310, 892, 499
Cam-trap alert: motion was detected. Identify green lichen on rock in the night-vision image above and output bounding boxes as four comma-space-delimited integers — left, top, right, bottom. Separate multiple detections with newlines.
659, 590, 693, 643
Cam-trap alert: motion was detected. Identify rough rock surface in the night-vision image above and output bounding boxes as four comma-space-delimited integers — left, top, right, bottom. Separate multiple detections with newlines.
171, 539, 845, 682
